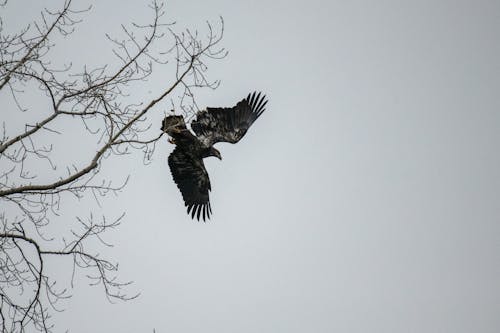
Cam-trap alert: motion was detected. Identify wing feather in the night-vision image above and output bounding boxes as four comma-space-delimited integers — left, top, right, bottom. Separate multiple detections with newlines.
168, 147, 212, 221
191, 91, 268, 145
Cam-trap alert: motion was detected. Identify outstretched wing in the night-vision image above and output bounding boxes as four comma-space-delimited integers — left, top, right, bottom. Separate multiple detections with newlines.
191, 91, 268, 146
168, 147, 212, 221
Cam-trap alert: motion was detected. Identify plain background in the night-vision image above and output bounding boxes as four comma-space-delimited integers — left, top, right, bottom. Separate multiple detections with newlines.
2, 0, 500, 332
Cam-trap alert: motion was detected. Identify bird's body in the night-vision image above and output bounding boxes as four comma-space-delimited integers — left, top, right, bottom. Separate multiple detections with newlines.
162, 92, 268, 221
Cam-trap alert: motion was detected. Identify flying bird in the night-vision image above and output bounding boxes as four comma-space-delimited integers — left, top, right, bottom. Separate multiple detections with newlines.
162, 91, 268, 221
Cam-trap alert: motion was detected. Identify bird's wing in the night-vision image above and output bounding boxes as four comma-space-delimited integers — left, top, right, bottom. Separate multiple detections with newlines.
191, 91, 268, 146
161, 115, 199, 145
162, 115, 186, 134
168, 147, 212, 221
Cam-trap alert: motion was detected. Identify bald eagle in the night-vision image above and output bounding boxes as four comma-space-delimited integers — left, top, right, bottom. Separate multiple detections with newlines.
162, 92, 268, 221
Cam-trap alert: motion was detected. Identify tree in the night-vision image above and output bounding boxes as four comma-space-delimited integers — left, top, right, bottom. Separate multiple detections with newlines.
0, 0, 226, 331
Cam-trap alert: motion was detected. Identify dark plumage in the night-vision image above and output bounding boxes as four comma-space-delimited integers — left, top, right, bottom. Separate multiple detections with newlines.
162, 91, 268, 221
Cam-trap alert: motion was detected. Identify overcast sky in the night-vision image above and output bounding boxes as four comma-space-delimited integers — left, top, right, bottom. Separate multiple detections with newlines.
3, 0, 500, 332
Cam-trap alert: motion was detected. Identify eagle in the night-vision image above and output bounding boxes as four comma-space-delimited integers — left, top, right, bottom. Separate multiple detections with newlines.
162, 91, 268, 221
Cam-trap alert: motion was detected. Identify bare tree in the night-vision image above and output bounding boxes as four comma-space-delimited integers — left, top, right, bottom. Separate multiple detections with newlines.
0, 0, 226, 331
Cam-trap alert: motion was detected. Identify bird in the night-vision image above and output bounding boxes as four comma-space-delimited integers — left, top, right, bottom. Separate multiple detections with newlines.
162, 91, 268, 221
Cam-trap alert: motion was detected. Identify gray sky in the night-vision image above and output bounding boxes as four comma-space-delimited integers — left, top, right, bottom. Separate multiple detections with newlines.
3, 0, 500, 332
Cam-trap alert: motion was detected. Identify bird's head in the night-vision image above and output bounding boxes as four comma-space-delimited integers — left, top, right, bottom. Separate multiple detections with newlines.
210, 147, 222, 160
